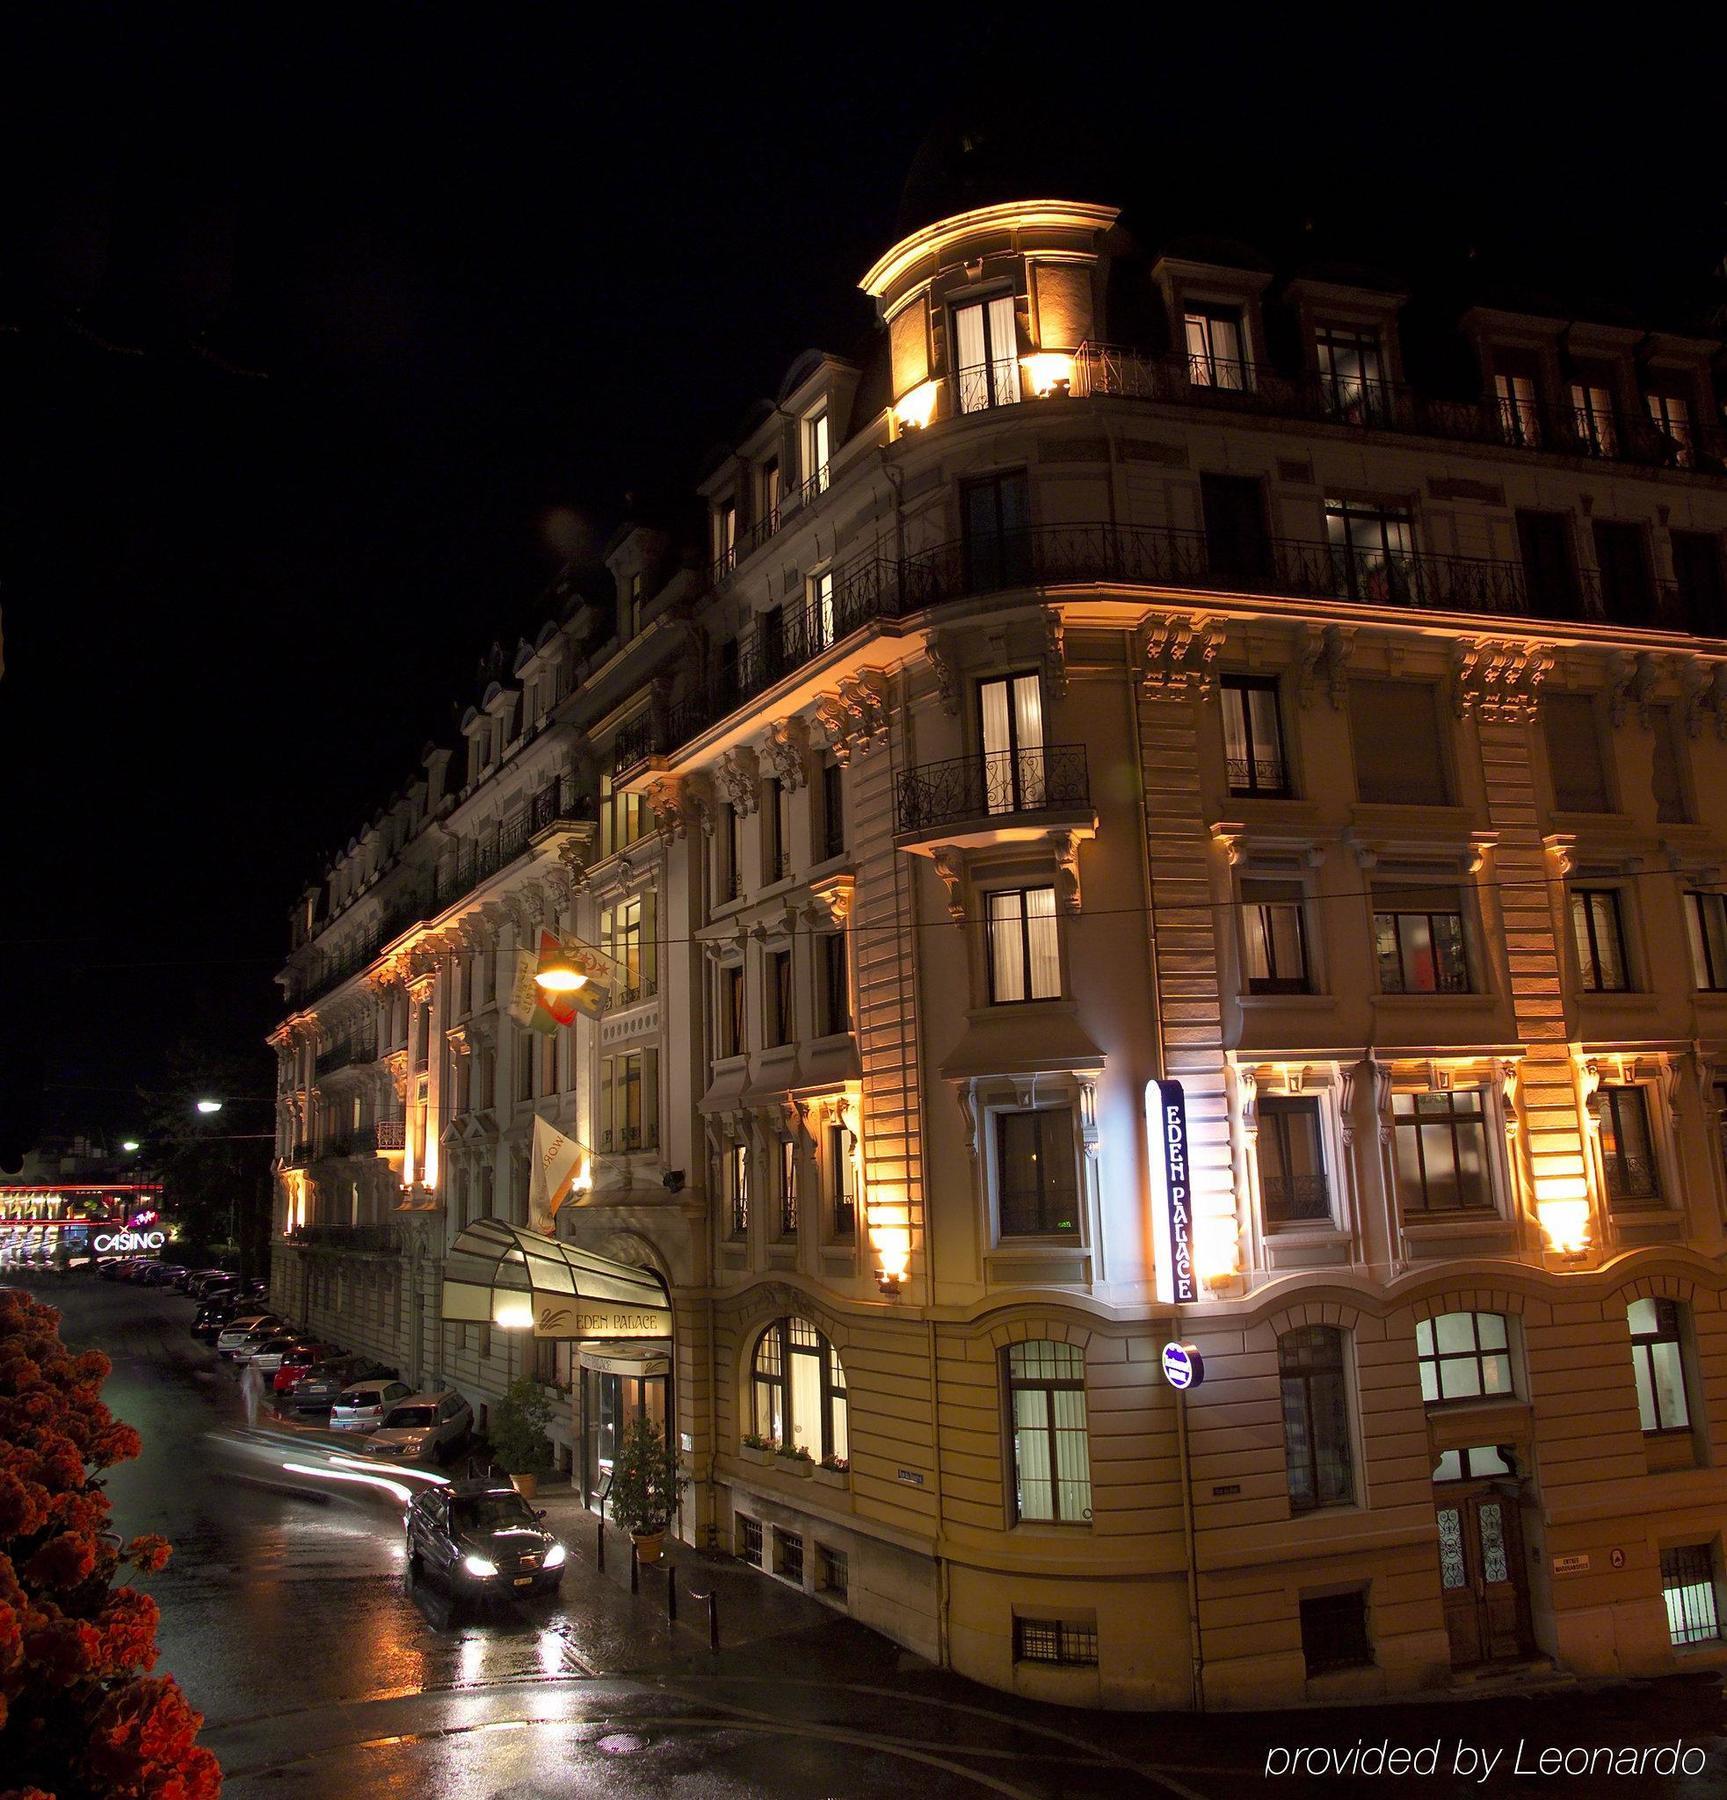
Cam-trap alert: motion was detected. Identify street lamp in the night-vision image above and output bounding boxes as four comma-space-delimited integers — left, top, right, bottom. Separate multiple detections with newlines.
532, 942, 590, 993
121, 1139, 140, 1153
195, 1098, 224, 1115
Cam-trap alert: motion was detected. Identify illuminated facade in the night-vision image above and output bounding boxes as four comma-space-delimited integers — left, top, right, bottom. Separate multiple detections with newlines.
274, 191, 1727, 1708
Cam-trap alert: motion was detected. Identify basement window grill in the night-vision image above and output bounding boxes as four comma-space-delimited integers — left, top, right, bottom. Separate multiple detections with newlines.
1661, 1543, 1722, 1647
775, 1528, 804, 1584
1300, 1591, 1373, 1676
817, 1544, 848, 1601
1012, 1616, 1098, 1667
738, 1516, 762, 1567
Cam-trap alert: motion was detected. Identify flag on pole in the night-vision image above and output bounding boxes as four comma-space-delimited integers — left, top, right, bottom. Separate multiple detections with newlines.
529, 1113, 592, 1231
506, 931, 615, 1032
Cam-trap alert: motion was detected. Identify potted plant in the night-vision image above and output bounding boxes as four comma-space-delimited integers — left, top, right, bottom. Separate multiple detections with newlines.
609, 1416, 688, 1564
815, 1453, 850, 1488
776, 1441, 815, 1478
489, 1375, 556, 1499
740, 1431, 777, 1466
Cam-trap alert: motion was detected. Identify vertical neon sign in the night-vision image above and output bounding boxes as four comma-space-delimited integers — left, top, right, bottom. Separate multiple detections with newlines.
1145, 1078, 1197, 1304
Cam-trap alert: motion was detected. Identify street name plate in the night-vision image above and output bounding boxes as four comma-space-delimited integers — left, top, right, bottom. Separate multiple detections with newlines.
896, 1468, 925, 1487
1552, 1553, 1590, 1575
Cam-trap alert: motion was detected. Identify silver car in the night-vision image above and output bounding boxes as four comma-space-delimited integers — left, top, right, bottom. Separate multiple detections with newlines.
215, 1314, 283, 1359
363, 1390, 473, 1463
330, 1379, 413, 1433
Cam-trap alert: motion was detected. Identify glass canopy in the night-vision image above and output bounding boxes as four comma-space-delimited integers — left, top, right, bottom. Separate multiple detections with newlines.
441, 1216, 672, 1339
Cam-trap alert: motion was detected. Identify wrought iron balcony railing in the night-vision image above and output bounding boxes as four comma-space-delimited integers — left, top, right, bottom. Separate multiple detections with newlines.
320, 1124, 377, 1158
315, 1035, 377, 1078
1071, 341, 1726, 474
1262, 1173, 1333, 1225
894, 746, 1091, 836
284, 1141, 313, 1168
605, 975, 658, 1011
1604, 1155, 1661, 1206
288, 1221, 407, 1253
374, 1119, 406, 1151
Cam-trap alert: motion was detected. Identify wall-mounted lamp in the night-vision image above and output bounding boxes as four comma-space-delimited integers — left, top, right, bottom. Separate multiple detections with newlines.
894, 380, 939, 434
873, 1225, 910, 1298
1023, 353, 1075, 399
1537, 1196, 1591, 1257
492, 1295, 535, 1331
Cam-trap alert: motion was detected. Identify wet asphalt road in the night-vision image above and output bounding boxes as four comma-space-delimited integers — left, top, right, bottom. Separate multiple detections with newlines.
36, 1278, 1727, 1798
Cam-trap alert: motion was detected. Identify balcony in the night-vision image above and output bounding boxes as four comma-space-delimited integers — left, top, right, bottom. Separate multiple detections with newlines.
1263, 1173, 1333, 1227
288, 1221, 407, 1254
315, 1035, 377, 1078
374, 1119, 406, 1152
605, 975, 659, 1012
895, 745, 1092, 842
432, 773, 593, 910
320, 1124, 377, 1158
283, 1141, 312, 1169
1070, 341, 1724, 475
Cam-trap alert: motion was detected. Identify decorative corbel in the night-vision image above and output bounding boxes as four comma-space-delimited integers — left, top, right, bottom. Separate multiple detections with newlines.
1468, 833, 1497, 876
1210, 821, 1246, 867
1606, 650, 1658, 729
1050, 831, 1083, 915
1338, 1062, 1359, 1149
1236, 1065, 1260, 1136
1452, 638, 1555, 723
807, 872, 856, 930
956, 1083, 979, 1163
1042, 606, 1069, 699
1542, 832, 1578, 879
1296, 621, 1355, 710
924, 630, 961, 717
1673, 655, 1714, 739
1076, 1072, 1100, 1160
1372, 1061, 1396, 1148
1133, 612, 1225, 701
715, 746, 761, 815
1341, 827, 1378, 872
761, 715, 811, 791
929, 847, 968, 925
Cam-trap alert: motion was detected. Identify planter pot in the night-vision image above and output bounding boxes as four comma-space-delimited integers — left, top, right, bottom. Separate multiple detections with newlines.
739, 1444, 772, 1466
631, 1530, 666, 1565
511, 1473, 538, 1500
776, 1456, 815, 1479
813, 1464, 849, 1488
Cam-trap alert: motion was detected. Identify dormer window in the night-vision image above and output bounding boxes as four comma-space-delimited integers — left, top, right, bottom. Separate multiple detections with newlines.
1569, 375, 1618, 458
1315, 325, 1388, 424
1492, 353, 1543, 447
953, 294, 1019, 414
1183, 306, 1249, 391
806, 412, 830, 494
760, 459, 781, 532
715, 499, 737, 575
628, 571, 645, 639
1645, 387, 1695, 469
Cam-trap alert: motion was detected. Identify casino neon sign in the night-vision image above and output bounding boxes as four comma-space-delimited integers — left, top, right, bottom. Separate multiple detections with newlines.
93, 1229, 167, 1254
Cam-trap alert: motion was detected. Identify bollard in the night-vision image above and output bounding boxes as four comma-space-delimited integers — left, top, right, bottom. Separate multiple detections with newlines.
690, 1588, 719, 1651
596, 1517, 605, 1574
666, 1564, 678, 1624
629, 1539, 639, 1594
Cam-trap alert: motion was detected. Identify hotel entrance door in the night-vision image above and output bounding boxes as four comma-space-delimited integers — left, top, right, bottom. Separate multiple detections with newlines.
579, 1347, 670, 1513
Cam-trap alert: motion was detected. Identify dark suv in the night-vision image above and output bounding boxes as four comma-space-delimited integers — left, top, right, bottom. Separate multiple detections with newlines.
404, 1481, 566, 1601
289, 1356, 397, 1414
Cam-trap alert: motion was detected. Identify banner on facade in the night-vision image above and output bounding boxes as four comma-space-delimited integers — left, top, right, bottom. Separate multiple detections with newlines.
1145, 1077, 1198, 1305
529, 1112, 592, 1231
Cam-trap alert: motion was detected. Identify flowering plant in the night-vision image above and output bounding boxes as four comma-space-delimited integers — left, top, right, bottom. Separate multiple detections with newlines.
740, 1431, 777, 1452
820, 1454, 850, 1473
775, 1442, 814, 1463
0, 1288, 220, 1798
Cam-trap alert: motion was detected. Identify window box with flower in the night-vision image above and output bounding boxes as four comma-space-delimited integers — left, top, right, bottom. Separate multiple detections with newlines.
814, 1454, 850, 1489
776, 1442, 815, 1477
740, 1432, 778, 1466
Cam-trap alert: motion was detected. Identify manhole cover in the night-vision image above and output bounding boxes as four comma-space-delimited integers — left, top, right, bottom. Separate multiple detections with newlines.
596, 1733, 648, 1756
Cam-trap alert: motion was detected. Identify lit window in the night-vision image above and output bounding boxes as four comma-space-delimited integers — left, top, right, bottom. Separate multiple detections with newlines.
987, 887, 1060, 1003
1629, 1299, 1691, 1435
1685, 892, 1727, 990
1325, 499, 1415, 605
1661, 1544, 1721, 1647
1646, 390, 1695, 468
727, 1142, 748, 1237
1416, 1312, 1512, 1403
1393, 1091, 1495, 1215
1374, 888, 1469, 993
1241, 880, 1309, 994
1493, 368, 1542, 447
827, 1123, 855, 1240
1259, 1097, 1330, 1228
1220, 675, 1288, 796
953, 294, 1019, 413
1013, 1616, 1098, 1665
807, 412, 830, 493
1006, 1341, 1091, 1524
1431, 1444, 1513, 1482
1315, 326, 1387, 424
1570, 380, 1618, 457
1279, 1326, 1354, 1512
751, 1318, 847, 1461
1184, 307, 1249, 390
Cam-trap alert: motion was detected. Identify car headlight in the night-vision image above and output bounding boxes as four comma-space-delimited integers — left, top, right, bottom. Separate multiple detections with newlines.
462, 1554, 498, 1578
543, 1542, 565, 1569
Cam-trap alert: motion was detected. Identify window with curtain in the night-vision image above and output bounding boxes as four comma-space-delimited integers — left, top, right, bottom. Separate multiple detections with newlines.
1373, 885, 1470, 993
826, 1123, 855, 1238
986, 886, 1060, 1003
1241, 879, 1310, 993
766, 949, 793, 1047
1645, 389, 1695, 467
1315, 324, 1387, 422
1278, 1326, 1354, 1512
1220, 675, 1288, 796
1183, 307, 1248, 389
1259, 1097, 1331, 1227
953, 293, 1019, 413
1685, 892, 1727, 990
728, 1142, 749, 1237
977, 672, 1046, 812
806, 412, 830, 491
778, 1139, 798, 1237
1569, 889, 1630, 991
1325, 499, 1415, 604
995, 1107, 1079, 1238
1592, 1086, 1661, 1207
1006, 1341, 1092, 1524
752, 1318, 847, 1460
1348, 679, 1448, 804
1570, 377, 1618, 457
1493, 364, 1542, 446
1628, 1298, 1691, 1434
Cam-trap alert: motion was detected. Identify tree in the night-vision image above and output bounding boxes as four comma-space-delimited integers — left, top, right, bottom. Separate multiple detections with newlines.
487, 1377, 555, 1479
607, 1417, 686, 1541
0, 1289, 220, 1800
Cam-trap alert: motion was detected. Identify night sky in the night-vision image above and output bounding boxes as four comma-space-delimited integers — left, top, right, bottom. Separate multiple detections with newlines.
3, 11, 1724, 1161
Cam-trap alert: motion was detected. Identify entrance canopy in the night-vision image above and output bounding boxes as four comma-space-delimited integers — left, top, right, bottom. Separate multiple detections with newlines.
442, 1217, 672, 1340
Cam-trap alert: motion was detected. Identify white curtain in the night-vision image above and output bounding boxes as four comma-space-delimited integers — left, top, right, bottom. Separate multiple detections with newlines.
988, 294, 1018, 406
789, 1350, 822, 1456
1012, 673, 1045, 805
1025, 886, 1060, 997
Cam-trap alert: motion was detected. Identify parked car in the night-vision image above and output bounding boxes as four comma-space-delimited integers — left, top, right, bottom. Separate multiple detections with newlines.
271, 1343, 342, 1395
404, 1480, 565, 1600
141, 1263, 178, 1286
215, 1314, 284, 1359
287, 1357, 397, 1414
362, 1391, 473, 1463
168, 1266, 197, 1292
189, 1272, 238, 1301
329, 1378, 413, 1433
245, 1333, 310, 1374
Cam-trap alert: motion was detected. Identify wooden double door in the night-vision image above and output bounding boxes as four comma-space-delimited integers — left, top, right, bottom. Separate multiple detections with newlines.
1437, 1488, 1534, 1668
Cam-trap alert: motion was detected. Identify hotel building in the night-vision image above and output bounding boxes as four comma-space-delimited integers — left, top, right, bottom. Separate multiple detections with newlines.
271, 182, 1727, 1708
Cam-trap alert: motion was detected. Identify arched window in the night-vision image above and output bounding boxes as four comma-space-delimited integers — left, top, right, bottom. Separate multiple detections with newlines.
751, 1318, 848, 1460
